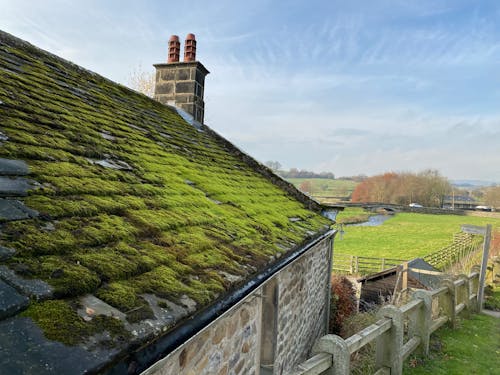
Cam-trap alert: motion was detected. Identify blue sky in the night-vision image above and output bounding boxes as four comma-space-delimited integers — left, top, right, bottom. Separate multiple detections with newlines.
1, 0, 499, 181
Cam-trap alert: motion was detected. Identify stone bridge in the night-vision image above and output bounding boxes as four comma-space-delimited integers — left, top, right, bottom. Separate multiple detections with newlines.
323, 202, 465, 215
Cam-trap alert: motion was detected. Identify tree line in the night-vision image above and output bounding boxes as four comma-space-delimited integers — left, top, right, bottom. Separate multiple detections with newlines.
351, 170, 451, 207
482, 186, 500, 208
265, 161, 335, 179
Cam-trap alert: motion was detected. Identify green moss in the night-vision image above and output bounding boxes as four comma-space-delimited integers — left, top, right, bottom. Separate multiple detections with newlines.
0, 35, 331, 332
73, 247, 140, 281
76, 214, 137, 247
24, 195, 100, 218
12, 256, 101, 297
2, 220, 77, 256
96, 282, 140, 311
20, 300, 130, 346
21, 300, 88, 345
133, 266, 190, 298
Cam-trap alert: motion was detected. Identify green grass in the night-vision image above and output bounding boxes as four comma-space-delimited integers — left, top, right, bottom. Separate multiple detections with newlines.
286, 178, 356, 199
335, 212, 500, 259
404, 314, 500, 374
335, 207, 372, 224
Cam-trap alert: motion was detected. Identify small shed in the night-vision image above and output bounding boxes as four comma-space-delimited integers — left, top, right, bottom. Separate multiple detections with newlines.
357, 258, 442, 309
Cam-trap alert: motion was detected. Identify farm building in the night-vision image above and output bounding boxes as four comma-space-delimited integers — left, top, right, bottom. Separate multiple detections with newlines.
442, 195, 477, 210
357, 258, 442, 309
0, 31, 337, 374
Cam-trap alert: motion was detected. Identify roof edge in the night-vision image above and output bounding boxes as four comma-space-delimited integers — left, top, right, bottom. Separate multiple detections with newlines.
103, 229, 336, 375
201, 124, 325, 213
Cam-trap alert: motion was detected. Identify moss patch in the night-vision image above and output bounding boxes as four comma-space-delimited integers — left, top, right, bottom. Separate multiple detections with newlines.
20, 300, 130, 346
0, 32, 331, 343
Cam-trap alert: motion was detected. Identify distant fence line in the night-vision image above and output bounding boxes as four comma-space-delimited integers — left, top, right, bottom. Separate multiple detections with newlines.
333, 232, 483, 276
291, 267, 482, 375
423, 232, 483, 271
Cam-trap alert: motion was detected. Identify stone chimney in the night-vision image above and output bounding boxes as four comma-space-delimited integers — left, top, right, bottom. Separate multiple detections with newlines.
154, 33, 209, 124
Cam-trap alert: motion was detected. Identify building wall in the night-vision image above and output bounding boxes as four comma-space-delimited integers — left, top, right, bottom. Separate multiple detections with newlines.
141, 236, 332, 375
273, 237, 331, 374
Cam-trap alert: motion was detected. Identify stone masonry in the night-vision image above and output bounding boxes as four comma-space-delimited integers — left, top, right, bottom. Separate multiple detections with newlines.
273, 237, 332, 374
140, 237, 332, 375
153, 61, 209, 124
142, 294, 262, 375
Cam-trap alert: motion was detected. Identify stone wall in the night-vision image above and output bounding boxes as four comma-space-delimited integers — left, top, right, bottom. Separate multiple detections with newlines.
142, 293, 262, 375
141, 237, 333, 375
273, 237, 332, 373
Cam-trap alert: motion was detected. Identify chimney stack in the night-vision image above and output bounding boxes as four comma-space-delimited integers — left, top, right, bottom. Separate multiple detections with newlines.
167, 35, 180, 63
154, 33, 209, 124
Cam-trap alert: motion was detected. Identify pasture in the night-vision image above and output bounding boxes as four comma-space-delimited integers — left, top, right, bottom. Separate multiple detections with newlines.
334, 211, 500, 260
286, 178, 357, 201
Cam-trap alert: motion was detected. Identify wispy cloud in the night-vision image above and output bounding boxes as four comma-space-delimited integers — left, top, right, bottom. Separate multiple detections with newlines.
1, 0, 499, 180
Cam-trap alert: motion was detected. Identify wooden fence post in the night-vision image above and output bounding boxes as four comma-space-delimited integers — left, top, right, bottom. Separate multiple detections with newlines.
470, 265, 480, 313
376, 305, 403, 375
457, 273, 471, 317
410, 290, 432, 356
312, 334, 349, 375
478, 224, 492, 311
439, 279, 456, 328
402, 262, 408, 293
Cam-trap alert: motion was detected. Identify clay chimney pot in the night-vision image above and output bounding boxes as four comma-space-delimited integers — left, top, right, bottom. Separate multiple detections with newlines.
167, 34, 180, 63
184, 33, 197, 62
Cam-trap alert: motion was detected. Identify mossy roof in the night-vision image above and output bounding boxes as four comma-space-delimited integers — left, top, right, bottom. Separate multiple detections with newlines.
0, 31, 331, 373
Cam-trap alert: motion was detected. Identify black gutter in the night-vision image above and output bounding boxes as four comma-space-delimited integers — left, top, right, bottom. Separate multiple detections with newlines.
103, 229, 336, 375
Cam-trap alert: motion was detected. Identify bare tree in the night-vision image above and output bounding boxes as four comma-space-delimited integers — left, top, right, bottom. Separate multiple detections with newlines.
352, 170, 451, 207
299, 180, 313, 194
484, 186, 500, 208
265, 161, 282, 172
128, 65, 155, 97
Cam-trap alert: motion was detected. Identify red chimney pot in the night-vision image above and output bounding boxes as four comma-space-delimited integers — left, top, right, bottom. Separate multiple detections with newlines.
167, 35, 180, 63
184, 33, 197, 62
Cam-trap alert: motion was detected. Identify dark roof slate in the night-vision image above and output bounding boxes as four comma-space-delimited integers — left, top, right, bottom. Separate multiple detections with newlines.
0, 30, 331, 373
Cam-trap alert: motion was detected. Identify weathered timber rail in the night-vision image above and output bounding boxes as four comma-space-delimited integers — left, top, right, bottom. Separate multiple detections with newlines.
424, 232, 483, 271
332, 254, 405, 275
291, 267, 482, 375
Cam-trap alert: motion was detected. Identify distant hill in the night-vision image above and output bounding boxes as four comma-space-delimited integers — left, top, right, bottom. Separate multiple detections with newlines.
285, 178, 357, 203
451, 180, 498, 188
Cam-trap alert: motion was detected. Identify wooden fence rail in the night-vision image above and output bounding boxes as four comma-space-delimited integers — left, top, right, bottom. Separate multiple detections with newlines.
333, 232, 483, 276
332, 254, 405, 275
423, 233, 483, 271
291, 267, 481, 375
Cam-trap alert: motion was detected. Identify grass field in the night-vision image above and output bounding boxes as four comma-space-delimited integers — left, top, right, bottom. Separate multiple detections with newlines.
335, 207, 372, 224
334, 212, 500, 259
286, 178, 357, 200
404, 313, 500, 374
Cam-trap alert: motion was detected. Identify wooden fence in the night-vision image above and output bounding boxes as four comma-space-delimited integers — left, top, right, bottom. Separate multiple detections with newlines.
423, 232, 483, 271
333, 232, 483, 276
332, 254, 405, 275
291, 267, 481, 375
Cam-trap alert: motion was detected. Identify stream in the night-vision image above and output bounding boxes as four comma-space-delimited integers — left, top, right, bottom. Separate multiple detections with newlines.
347, 214, 393, 227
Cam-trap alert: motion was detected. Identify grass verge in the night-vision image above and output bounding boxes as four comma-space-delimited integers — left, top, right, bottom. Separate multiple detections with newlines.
404, 314, 500, 374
